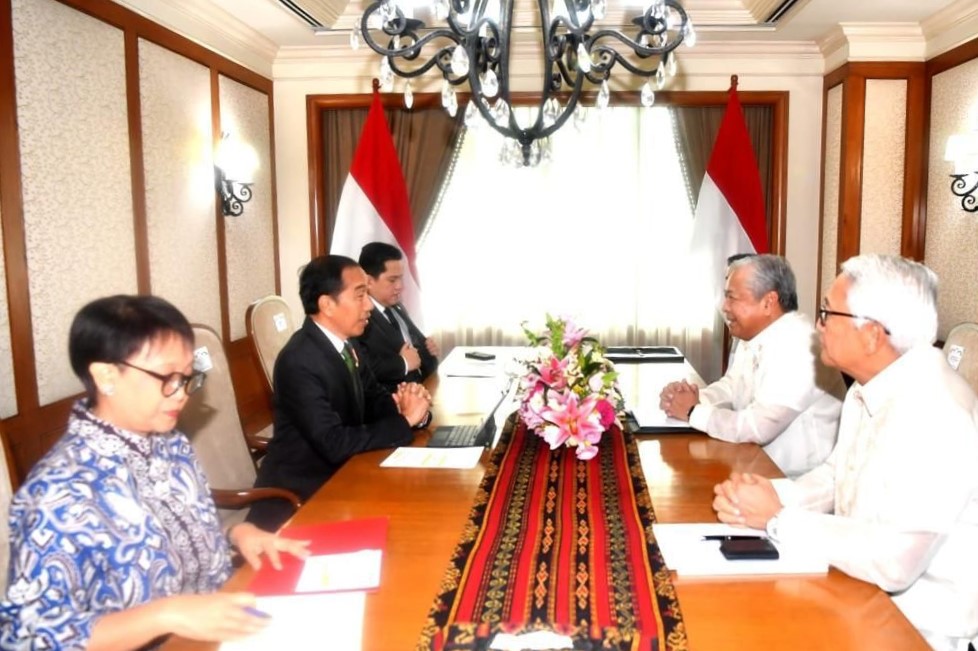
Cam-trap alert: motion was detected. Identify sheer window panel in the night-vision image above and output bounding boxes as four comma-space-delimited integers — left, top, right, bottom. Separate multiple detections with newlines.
417, 106, 719, 378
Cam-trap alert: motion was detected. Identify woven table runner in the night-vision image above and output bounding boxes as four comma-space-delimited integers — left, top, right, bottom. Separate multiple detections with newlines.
417, 420, 687, 651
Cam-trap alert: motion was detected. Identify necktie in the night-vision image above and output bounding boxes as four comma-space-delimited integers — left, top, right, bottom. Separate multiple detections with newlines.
384, 307, 396, 326
342, 342, 364, 419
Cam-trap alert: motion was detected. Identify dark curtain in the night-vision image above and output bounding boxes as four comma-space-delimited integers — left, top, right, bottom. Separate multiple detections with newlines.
672, 105, 773, 234
322, 106, 463, 247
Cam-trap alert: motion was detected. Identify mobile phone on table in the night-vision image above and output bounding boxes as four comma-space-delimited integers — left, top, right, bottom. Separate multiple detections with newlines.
719, 537, 780, 560
465, 351, 495, 361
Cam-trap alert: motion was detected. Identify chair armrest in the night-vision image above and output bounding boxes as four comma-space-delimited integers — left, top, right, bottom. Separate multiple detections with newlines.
211, 487, 302, 512
245, 432, 270, 452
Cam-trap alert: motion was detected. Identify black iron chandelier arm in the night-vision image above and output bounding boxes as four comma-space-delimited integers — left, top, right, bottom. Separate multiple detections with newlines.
950, 174, 978, 213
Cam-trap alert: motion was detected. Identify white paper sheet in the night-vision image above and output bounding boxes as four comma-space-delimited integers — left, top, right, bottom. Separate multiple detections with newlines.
652, 522, 827, 577
295, 550, 382, 593
380, 446, 484, 469
221, 592, 366, 651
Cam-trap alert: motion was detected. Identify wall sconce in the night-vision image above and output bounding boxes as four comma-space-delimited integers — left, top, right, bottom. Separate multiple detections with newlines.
944, 112, 978, 213
214, 132, 259, 217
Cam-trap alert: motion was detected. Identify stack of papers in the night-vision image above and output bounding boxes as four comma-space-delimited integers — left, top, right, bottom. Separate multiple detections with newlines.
381, 446, 484, 469
222, 518, 388, 650
652, 523, 827, 577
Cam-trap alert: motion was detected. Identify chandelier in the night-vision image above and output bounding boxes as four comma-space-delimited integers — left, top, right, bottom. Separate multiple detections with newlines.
351, 0, 694, 165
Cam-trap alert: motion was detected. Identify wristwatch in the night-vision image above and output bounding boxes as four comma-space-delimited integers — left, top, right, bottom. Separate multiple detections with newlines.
765, 511, 783, 542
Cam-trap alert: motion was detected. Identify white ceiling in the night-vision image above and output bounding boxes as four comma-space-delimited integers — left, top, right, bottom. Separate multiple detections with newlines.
173, 0, 962, 47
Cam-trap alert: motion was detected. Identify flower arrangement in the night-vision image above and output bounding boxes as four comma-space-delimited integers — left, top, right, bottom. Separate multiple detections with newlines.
515, 315, 624, 460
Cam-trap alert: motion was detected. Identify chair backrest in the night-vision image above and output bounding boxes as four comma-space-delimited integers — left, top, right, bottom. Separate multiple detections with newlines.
943, 322, 978, 395
0, 424, 14, 593
246, 295, 296, 393
179, 324, 257, 525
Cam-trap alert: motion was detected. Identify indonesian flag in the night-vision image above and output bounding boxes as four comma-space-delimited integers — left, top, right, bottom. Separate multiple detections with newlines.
331, 89, 423, 324
689, 81, 768, 307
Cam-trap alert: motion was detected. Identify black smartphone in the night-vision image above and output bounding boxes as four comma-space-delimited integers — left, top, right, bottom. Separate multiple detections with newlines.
719, 537, 780, 561
465, 351, 495, 361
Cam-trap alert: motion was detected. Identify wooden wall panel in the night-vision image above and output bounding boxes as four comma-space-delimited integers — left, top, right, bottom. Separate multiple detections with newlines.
0, 0, 276, 486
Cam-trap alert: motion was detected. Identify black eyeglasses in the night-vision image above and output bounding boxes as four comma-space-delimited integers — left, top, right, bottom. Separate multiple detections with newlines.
118, 361, 206, 397
817, 307, 891, 335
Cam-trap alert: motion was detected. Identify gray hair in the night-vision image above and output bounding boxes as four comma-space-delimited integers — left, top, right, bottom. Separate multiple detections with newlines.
730, 254, 798, 312
839, 254, 938, 354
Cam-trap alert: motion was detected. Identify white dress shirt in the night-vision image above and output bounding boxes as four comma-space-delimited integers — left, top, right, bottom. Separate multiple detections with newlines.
689, 311, 847, 477
772, 346, 978, 651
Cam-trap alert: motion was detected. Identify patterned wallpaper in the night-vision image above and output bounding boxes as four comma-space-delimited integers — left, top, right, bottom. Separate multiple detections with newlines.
860, 80, 906, 258
13, 0, 137, 406
926, 57, 978, 339
219, 76, 276, 341
0, 200, 15, 418
820, 84, 843, 298
139, 40, 222, 333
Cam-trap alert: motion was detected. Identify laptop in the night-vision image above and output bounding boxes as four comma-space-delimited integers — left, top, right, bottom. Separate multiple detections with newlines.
427, 385, 511, 448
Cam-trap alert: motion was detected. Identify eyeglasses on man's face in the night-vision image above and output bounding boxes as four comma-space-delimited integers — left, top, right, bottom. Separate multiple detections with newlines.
118, 361, 206, 397
816, 306, 891, 335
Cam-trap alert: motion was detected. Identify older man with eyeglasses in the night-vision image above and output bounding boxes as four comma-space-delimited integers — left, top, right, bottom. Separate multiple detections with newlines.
660, 254, 847, 477
713, 254, 978, 651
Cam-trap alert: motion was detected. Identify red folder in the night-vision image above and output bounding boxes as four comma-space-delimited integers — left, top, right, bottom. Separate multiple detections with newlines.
248, 517, 389, 596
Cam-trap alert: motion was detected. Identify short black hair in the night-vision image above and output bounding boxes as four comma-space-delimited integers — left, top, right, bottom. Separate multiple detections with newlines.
69, 295, 193, 404
358, 242, 403, 278
299, 255, 360, 315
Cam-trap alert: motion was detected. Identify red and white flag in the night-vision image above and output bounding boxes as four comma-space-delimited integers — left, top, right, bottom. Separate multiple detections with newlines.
331, 89, 423, 324
689, 80, 768, 306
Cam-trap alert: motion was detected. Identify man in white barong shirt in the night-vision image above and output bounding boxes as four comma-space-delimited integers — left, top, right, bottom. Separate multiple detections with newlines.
661, 254, 847, 477
713, 254, 978, 651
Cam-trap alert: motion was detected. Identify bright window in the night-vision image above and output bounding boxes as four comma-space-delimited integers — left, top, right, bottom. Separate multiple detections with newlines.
417, 106, 719, 377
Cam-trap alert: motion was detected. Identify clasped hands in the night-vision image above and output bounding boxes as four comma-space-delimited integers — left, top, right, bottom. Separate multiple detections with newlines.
393, 381, 432, 427
712, 472, 783, 530
659, 380, 699, 421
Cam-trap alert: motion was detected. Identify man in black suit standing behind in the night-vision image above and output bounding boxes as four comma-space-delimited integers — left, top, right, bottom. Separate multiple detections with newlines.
248, 255, 432, 531
357, 242, 440, 391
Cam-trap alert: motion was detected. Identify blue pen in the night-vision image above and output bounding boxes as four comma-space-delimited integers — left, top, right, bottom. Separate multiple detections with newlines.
244, 606, 271, 619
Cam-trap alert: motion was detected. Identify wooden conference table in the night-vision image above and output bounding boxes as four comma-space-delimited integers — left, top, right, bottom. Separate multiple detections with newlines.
162, 349, 928, 651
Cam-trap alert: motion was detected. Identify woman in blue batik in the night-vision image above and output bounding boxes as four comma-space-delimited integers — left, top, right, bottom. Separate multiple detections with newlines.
0, 295, 309, 650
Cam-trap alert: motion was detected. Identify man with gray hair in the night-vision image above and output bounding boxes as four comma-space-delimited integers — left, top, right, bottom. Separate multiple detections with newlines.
713, 254, 978, 651
661, 254, 846, 476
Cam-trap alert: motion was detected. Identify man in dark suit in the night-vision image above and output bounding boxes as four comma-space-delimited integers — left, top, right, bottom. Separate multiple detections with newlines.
357, 242, 439, 392
248, 255, 432, 531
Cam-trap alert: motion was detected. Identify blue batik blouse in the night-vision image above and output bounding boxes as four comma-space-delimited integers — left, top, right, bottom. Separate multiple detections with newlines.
0, 400, 232, 650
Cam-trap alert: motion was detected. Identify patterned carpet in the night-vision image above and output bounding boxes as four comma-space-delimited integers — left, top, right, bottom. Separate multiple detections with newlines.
418, 419, 687, 651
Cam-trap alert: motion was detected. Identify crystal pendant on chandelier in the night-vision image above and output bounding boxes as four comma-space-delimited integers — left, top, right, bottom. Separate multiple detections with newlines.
573, 104, 588, 131
655, 60, 666, 89
451, 46, 470, 77
641, 81, 655, 107
668, 53, 678, 76
349, 25, 361, 51
592, 0, 606, 20
576, 43, 592, 73
434, 0, 449, 20
441, 79, 453, 108
684, 23, 697, 47
481, 68, 499, 98
492, 98, 510, 126
446, 91, 459, 117
542, 97, 560, 126
464, 100, 482, 127
403, 79, 414, 109
379, 57, 394, 92
596, 80, 610, 109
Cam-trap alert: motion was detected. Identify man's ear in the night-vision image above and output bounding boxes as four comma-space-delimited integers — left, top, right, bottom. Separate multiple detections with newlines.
317, 293, 335, 316
861, 321, 888, 355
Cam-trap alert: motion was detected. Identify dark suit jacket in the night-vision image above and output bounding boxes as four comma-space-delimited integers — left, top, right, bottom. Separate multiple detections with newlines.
248, 317, 413, 530
356, 303, 438, 392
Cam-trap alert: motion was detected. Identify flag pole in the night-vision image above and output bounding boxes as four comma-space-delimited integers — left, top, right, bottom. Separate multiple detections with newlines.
730, 74, 738, 92
372, 77, 380, 94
